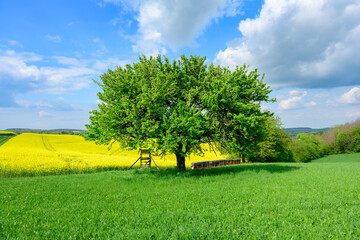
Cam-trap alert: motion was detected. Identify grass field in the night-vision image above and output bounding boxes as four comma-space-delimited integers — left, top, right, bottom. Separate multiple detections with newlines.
0, 133, 228, 177
1, 153, 359, 239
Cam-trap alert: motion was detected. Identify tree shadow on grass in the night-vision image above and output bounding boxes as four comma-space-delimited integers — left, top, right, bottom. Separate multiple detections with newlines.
132, 164, 301, 178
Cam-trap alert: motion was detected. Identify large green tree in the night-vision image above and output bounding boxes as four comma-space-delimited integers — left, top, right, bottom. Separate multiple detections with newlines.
85, 55, 274, 170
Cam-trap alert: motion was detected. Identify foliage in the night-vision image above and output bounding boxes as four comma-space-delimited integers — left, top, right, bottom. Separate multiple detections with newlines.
0, 133, 227, 177
352, 125, 360, 152
85, 55, 274, 170
320, 129, 337, 154
319, 118, 360, 154
247, 116, 293, 162
284, 127, 329, 138
1, 154, 360, 238
335, 131, 353, 153
289, 133, 325, 162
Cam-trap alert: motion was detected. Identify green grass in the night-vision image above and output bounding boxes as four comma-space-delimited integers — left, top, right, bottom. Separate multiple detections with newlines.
1, 154, 359, 239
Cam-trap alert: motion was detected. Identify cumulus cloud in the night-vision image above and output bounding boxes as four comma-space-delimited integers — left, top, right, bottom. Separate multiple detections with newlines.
105, 0, 242, 55
338, 87, 360, 103
279, 90, 309, 110
215, 0, 360, 88
279, 96, 302, 110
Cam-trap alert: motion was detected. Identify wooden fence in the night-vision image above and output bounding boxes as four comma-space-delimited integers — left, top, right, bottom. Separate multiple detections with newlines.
191, 159, 242, 169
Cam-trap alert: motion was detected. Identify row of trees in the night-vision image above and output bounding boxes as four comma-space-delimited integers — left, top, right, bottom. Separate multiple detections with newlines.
319, 119, 360, 154
244, 117, 360, 163
242, 116, 326, 163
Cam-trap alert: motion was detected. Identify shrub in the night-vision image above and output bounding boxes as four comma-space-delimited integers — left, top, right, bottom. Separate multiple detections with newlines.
351, 126, 360, 152
289, 133, 325, 162
319, 118, 360, 154
335, 131, 353, 153
247, 116, 294, 162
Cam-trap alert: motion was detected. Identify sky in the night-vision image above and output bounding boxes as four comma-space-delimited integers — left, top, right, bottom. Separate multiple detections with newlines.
0, 0, 360, 130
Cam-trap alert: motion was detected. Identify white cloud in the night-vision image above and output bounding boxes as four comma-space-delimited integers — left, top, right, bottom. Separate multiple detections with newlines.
0, 50, 96, 93
99, 0, 243, 55
0, 50, 94, 106
338, 87, 360, 103
215, 0, 360, 88
45, 35, 62, 43
123, 0, 242, 55
0, 50, 42, 80
278, 90, 309, 110
279, 96, 302, 110
0, 50, 131, 107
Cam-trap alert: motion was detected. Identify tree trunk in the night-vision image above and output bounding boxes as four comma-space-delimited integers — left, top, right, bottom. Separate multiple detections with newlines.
175, 152, 186, 171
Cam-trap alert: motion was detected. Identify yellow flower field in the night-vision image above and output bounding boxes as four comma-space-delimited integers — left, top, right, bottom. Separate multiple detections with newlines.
0, 131, 16, 135
0, 133, 228, 177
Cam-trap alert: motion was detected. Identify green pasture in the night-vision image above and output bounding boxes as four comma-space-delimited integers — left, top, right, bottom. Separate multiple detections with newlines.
1, 153, 359, 239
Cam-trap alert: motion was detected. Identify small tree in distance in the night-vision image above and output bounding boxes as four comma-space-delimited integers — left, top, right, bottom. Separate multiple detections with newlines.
85, 55, 275, 170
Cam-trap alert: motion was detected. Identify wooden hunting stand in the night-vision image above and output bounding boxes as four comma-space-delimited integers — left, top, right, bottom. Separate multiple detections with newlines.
128, 149, 159, 170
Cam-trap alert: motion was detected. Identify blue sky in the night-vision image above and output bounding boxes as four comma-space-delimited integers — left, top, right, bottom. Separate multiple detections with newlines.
1, 0, 360, 130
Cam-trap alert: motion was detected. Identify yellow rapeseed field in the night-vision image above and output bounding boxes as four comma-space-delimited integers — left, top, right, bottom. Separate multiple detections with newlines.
0, 131, 16, 135
0, 133, 228, 177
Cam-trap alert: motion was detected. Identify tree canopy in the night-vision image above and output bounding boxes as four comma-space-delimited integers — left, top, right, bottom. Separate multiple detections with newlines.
85, 55, 274, 170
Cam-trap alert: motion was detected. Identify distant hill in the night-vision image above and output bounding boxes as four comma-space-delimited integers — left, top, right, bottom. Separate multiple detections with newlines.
4, 128, 84, 135
284, 127, 329, 138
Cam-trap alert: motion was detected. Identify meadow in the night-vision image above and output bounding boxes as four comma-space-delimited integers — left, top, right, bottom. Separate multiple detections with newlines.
0, 153, 359, 239
0, 133, 228, 177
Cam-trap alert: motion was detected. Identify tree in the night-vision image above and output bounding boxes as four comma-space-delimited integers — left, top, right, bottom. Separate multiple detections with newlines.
248, 116, 293, 162
351, 125, 360, 152
290, 133, 325, 162
335, 131, 353, 153
85, 55, 274, 170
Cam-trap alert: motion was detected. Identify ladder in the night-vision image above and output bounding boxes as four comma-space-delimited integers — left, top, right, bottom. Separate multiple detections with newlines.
140, 149, 151, 168
128, 149, 159, 170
